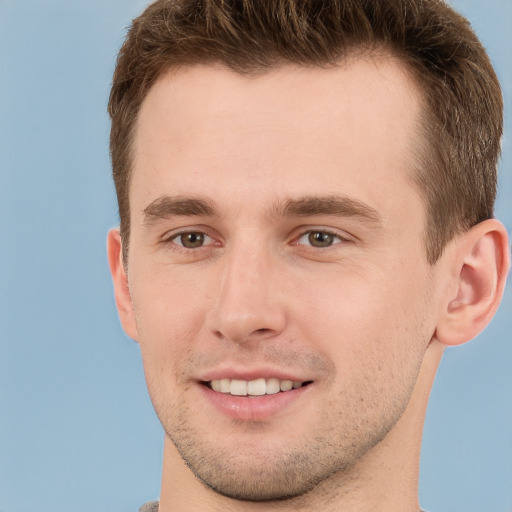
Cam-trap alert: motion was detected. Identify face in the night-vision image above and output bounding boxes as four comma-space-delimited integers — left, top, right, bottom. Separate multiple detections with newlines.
121, 59, 440, 500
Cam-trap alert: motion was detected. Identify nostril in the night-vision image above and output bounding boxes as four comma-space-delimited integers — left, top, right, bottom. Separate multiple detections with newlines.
206, 303, 287, 344
254, 328, 273, 335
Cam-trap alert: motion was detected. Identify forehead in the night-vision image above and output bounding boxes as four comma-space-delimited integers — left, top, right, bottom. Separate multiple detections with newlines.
132, 58, 422, 220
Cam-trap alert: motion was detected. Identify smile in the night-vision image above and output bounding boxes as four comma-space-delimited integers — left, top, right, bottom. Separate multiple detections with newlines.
206, 378, 311, 396
199, 376, 314, 420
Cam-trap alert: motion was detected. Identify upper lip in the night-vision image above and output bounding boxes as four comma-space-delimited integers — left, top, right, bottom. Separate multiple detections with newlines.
197, 367, 311, 383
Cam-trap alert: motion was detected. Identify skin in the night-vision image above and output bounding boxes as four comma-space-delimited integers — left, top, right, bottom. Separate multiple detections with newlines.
108, 57, 509, 512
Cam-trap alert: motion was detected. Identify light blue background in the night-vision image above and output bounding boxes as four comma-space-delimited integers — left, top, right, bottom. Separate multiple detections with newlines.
0, 1, 510, 511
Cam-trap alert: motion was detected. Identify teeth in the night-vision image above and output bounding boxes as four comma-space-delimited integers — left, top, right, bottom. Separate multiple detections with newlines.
208, 378, 305, 396
266, 378, 280, 394
219, 378, 231, 393
230, 379, 247, 396
280, 380, 293, 391
247, 378, 266, 396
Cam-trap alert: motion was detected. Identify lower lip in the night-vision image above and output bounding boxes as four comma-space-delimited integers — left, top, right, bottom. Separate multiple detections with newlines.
198, 383, 311, 421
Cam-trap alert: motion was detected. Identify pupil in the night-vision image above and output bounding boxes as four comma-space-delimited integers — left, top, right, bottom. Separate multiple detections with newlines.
309, 231, 333, 247
182, 232, 204, 248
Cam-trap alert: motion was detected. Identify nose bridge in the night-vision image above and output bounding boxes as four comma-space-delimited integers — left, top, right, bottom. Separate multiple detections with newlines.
207, 237, 286, 344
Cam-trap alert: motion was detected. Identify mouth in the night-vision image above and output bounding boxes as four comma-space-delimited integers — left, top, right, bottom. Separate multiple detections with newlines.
198, 374, 314, 420
203, 378, 313, 397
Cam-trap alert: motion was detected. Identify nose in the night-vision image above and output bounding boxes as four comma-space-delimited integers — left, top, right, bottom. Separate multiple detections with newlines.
206, 244, 287, 345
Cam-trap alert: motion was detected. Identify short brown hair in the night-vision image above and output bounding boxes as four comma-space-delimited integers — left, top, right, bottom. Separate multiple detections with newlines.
109, 0, 503, 264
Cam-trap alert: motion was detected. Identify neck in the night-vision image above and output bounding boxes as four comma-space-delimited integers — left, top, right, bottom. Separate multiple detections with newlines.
159, 342, 444, 512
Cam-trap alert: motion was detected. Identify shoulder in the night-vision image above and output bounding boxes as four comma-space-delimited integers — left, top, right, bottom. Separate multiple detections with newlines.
138, 500, 159, 512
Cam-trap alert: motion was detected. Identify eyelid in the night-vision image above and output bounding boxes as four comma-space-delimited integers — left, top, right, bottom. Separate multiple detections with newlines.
173, 232, 214, 247
160, 226, 221, 247
292, 227, 351, 246
158, 225, 352, 249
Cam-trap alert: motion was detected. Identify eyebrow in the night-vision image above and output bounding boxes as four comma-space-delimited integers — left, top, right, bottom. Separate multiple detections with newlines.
143, 196, 216, 225
280, 195, 382, 225
142, 194, 382, 226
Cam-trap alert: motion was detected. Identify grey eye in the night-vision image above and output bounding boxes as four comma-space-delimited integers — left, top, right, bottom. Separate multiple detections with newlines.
297, 231, 342, 248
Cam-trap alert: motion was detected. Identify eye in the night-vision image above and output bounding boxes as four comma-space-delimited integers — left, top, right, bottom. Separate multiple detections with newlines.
296, 230, 344, 248
171, 231, 213, 249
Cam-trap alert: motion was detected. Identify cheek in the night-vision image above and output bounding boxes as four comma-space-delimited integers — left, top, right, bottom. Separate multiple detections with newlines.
132, 261, 209, 337
130, 267, 210, 391
292, 262, 435, 380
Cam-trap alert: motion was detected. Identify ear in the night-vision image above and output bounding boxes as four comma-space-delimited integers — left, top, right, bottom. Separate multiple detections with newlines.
107, 228, 139, 342
435, 219, 510, 346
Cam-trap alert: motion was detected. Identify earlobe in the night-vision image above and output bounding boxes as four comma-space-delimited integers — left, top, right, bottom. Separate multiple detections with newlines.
107, 229, 139, 342
435, 219, 510, 346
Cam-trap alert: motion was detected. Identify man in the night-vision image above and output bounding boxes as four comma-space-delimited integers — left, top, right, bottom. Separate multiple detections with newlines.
106, 1, 510, 511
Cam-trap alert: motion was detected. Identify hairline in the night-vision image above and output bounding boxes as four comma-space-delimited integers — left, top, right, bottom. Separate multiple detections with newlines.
120, 49, 453, 266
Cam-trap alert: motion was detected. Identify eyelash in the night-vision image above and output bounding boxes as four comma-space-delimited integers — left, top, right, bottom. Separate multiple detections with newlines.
162, 228, 348, 251
163, 230, 217, 249
294, 229, 347, 248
